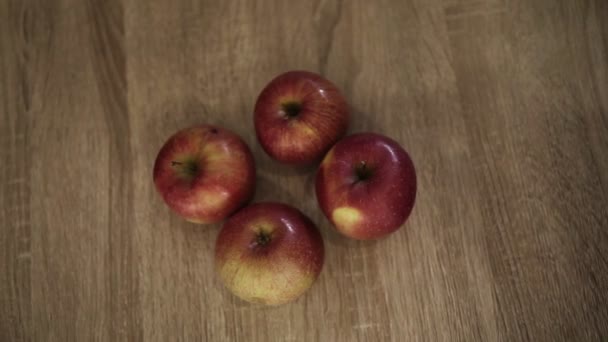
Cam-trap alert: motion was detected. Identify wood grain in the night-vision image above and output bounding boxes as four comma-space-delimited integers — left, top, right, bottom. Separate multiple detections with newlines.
2, 0, 608, 340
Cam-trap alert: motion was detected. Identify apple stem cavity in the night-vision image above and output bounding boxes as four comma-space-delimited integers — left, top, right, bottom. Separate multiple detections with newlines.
354, 161, 373, 182
281, 101, 302, 119
171, 160, 199, 178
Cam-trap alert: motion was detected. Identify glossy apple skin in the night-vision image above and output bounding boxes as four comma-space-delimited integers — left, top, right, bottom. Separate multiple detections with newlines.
254, 71, 349, 165
315, 133, 417, 240
215, 202, 324, 305
153, 125, 255, 224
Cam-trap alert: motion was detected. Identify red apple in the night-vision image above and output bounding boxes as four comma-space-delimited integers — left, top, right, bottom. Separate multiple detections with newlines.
315, 133, 417, 240
153, 125, 255, 224
215, 202, 324, 305
254, 71, 349, 165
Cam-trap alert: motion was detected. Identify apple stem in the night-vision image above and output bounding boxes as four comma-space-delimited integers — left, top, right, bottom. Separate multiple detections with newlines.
358, 161, 368, 176
256, 232, 272, 246
171, 161, 200, 178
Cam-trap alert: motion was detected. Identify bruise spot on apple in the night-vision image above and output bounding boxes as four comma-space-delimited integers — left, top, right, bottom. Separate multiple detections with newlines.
332, 207, 362, 233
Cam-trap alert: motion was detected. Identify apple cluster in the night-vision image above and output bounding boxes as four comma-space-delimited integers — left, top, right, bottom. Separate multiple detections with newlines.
153, 71, 417, 305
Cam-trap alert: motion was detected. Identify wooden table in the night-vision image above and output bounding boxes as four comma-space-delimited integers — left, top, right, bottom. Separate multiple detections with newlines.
2, 0, 607, 341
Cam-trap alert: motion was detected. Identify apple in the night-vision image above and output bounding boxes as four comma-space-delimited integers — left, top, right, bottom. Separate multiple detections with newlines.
215, 202, 324, 305
315, 133, 417, 240
153, 125, 255, 224
254, 70, 349, 165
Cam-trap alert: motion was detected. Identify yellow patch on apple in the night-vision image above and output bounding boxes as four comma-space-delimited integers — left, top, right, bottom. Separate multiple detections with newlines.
297, 122, 320, 139
196, 189, 230, 211
331, 207, 362, 233
184, 216, 213, 224
201, 143, 230, 163
321, 148, 334, 165
219, 257, 315, 305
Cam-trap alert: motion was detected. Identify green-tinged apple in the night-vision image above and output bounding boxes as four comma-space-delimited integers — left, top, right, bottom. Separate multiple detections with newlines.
153, 125, 255, 224
315, 133, 417, 240
215, 202, 324, 305
254, 70, 349, 165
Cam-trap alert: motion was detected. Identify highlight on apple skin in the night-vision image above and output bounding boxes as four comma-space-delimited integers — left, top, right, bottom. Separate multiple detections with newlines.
254, 70, 349, 165
153, 125, 255, 224
315, 133, 417, 240
215, 202, 324, 305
